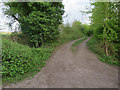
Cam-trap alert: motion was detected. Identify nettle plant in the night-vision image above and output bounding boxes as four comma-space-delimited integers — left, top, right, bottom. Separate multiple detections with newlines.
2, 38, 54, 77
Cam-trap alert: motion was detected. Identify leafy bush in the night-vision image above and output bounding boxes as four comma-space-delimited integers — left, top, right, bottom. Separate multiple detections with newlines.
2, 38, 53, 78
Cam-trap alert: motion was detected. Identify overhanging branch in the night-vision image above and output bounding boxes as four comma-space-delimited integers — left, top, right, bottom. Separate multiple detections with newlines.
12, 15, 19, 22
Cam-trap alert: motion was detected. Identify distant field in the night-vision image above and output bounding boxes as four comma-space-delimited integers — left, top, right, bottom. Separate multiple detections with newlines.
0, 32, 12, 35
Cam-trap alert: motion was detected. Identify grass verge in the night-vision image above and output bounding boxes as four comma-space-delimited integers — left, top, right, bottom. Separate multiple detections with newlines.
72, 37, 88, 47
87, 37, 120, 66
71, 37, 88, 52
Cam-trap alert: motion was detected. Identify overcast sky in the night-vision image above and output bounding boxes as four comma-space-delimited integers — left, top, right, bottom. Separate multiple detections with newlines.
62, 0, 91, 25
0, 0, 91, 32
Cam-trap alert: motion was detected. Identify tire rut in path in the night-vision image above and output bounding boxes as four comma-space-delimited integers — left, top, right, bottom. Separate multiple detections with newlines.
4, 38, 118, 88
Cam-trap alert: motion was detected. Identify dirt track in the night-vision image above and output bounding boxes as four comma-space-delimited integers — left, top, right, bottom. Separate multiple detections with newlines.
4, 38, 118, 88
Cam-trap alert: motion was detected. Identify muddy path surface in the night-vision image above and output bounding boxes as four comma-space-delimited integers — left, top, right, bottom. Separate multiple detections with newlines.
4, 38, 118, 88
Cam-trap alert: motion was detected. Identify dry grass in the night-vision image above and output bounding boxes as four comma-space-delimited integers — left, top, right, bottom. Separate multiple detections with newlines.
0, 32, 12, 35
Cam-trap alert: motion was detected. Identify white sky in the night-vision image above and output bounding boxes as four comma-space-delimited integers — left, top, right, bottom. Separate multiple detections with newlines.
62, 0, 91, 25
0, 3, 10, 32
0, 0, 92, 32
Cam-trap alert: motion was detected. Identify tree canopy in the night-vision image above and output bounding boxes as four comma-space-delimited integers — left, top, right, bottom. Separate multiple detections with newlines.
90, 1, 120, 60
4, 2, 64, 47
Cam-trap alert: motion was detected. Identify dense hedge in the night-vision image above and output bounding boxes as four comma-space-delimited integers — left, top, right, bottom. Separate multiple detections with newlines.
2, 38, 53, 78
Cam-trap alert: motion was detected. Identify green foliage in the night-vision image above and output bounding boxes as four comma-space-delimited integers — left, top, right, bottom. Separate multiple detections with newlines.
4, 2, 64, 47
99, 55, 119, 65
10, 32, 30, 46
60, 23, 83, 42
60, 21, 91, 42
87, 37, 120, 66
90, 2, 120, 61
87, 37, 106, 57
82, 24, 93, 36
2, 38, 54, 79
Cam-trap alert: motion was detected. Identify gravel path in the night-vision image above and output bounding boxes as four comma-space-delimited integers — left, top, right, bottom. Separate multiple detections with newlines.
4, 38, 118, 88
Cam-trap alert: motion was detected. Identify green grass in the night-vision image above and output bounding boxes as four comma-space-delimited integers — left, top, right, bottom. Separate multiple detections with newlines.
87, 37, 120, 66
72, 37, 88, 47
71, 37, 88, 52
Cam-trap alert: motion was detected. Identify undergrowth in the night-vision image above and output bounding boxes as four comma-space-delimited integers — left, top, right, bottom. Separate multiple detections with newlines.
87, 37, 120, 66
2, 38, 57, 85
